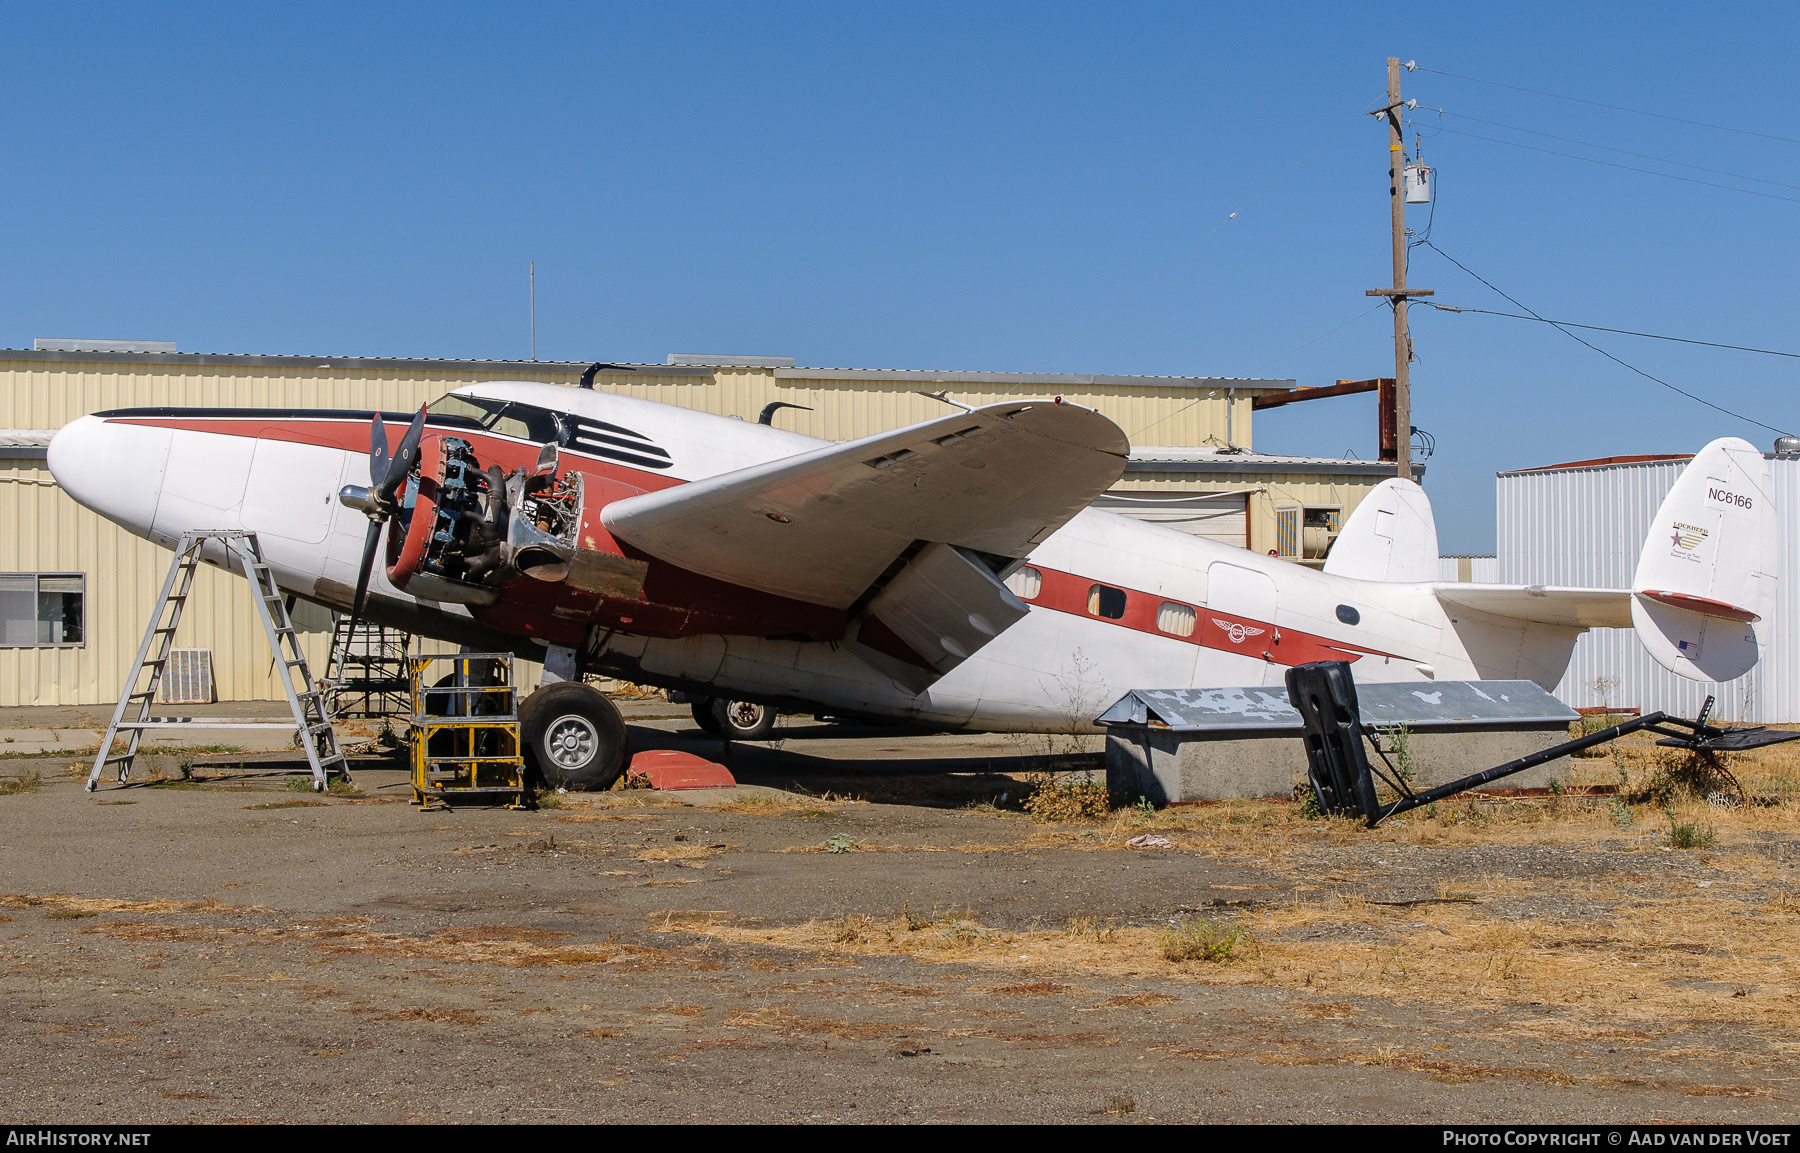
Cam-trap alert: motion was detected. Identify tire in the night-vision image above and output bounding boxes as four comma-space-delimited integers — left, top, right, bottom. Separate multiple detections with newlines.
690, 698, 723, 736
707, 697, 777, 741
520, 681, 628, 791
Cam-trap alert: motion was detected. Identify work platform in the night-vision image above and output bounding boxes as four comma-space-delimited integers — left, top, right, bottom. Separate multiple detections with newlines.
1098, 680, 1580, 804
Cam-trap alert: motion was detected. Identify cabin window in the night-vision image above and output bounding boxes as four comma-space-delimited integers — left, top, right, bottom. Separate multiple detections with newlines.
0, 573, 85, 647
1086, 584, 1127, 620
1336, 604, 1361, 626
1004, 566, 1042, 601
1156, 602, 1197, 637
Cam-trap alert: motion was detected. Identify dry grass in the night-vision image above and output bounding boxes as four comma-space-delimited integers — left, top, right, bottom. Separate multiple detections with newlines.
0, 769, 42, 795
2, 893, 262, 916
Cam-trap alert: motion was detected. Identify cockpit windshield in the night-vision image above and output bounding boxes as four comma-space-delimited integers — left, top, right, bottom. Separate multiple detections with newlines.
426, 394, 566, 444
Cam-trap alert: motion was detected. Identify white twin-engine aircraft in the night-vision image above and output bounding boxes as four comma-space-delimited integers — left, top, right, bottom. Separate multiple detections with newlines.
48, 380, 1777, 789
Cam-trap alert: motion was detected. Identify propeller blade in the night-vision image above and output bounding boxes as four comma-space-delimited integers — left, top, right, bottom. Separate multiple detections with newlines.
348, 517, 383, 633
369, 412, 390, 485
379, 406, 428, 502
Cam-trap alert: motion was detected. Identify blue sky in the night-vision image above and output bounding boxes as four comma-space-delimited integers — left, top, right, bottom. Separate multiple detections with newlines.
5, 2, 1797, 552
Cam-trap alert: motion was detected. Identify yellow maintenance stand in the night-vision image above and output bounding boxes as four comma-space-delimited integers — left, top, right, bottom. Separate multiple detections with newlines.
409, 653, 526, 809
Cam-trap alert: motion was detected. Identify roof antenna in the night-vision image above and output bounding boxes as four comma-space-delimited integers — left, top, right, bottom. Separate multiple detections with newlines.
916, 389, 973, 413
757, 401, 813, 426
578, 362, 634, 389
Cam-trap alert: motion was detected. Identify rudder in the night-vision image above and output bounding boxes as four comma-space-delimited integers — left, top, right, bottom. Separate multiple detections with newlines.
1631, 437, 1777, 682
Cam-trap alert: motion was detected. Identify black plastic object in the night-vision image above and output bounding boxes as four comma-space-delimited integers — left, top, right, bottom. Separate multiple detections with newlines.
1285, 661, 1383, 822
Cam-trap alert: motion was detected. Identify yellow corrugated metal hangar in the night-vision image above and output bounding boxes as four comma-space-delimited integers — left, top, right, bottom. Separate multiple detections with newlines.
0, 344, 1416, 706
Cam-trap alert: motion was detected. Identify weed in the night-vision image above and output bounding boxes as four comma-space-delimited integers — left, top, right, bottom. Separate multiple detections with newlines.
825, 833, 859, 854
326, 777, 360, 797
1020, 773, 1111, 822
900, 902, 935, 932
1135, 795, 1155, 819
1156, 917, 1246, 963
1666, 809, 1717, 850
0, 769, 42, 796
1630, 747, 1743, 805
1294, 780, 1324, 820
531, 788, 564, 810
940, 920, 989, 945
1092, 1094, 1136, 1115
46, 908, 95, 920
1547, 777, 1563, 797
1377, 724, 1416, 787
1609, 794, 1635, 829
1067, 913, 1115, 943
832, 913, 875, 944
285, 776, 313, 793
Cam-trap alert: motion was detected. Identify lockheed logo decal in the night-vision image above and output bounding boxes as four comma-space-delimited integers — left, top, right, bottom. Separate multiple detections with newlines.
1212, 619, 1265, 645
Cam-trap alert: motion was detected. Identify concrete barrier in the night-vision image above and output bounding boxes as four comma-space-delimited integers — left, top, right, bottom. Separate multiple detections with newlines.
1097, 680, 1579, 804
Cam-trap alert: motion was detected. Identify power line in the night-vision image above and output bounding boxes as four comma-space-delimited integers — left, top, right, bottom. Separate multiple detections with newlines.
1428, 124, 1800, 204
1419, 239, 1793, 436
1410, 64, 1800, 147
1428, 109, 1800, 192
1430, 304, 1800, 359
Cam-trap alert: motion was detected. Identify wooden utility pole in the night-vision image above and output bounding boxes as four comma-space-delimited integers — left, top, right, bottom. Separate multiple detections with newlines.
1366, 56, 1431, 481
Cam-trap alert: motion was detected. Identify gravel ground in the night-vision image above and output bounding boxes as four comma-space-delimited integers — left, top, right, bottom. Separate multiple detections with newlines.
0, 706, 1794, 1125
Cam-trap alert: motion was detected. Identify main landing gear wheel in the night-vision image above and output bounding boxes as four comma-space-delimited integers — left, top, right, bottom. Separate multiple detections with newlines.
708, 698, 778, 741
691, 698, 723, 736
520, 681, 628, 791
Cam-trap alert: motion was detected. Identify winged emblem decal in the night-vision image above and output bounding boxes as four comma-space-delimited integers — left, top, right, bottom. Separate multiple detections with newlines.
1212, 618, 1266, 645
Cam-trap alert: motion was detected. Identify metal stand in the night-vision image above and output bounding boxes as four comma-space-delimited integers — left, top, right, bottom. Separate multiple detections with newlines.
409, 653, 526, 809
1286, 660, 1800, 828
87, 531, 349, 793
325, 614, 412, 719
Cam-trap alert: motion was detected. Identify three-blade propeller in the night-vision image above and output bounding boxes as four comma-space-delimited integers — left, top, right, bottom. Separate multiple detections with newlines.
342, 406, 427, 635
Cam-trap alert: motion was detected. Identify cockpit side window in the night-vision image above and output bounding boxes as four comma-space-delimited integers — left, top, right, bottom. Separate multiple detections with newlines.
490, 403, 565, 444
424, 394, 494, 429
425, 395, 565, 445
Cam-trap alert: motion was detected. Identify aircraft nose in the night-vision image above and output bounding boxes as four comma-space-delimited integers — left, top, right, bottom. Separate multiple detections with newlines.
48, 415, 172, 538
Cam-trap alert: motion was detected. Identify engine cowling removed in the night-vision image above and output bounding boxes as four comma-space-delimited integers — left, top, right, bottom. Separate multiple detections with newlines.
385, 435, 637, 606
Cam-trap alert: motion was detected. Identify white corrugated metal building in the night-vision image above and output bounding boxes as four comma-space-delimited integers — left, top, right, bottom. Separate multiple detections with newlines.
1497, 451, 1799, 723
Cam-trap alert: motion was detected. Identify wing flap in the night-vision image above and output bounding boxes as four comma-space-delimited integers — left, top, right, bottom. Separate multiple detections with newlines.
1434, 584, 1634, 629
602, 400, 1128, 609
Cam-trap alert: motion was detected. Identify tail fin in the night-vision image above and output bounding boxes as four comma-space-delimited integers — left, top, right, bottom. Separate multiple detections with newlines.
1321, 477, 1440, 583
1632, 437, 1777, 682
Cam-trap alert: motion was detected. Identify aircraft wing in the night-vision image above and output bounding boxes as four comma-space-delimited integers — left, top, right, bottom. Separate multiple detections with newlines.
1433, 584, 1634, 629
603, 399, 1129, 610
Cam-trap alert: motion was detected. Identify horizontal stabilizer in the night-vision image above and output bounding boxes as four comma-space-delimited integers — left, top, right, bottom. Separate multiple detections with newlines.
1322, 478, 1440, 583
603, 400, 1128, 609
1433, 585, 1633, 629
1630, 437, 1777, 682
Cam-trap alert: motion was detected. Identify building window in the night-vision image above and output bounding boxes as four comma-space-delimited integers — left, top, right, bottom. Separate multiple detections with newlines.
1156, 602, 1197, 637
1004, 566, 1042, 601
0, 573, 85, 647
1087, 584, 1127, 620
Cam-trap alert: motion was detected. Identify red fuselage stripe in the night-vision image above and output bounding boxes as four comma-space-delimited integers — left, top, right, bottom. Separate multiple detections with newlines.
1014, 564, 1405, 667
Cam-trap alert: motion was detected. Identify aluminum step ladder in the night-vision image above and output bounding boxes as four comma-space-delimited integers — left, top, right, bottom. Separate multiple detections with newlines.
87, 530, 350, 793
